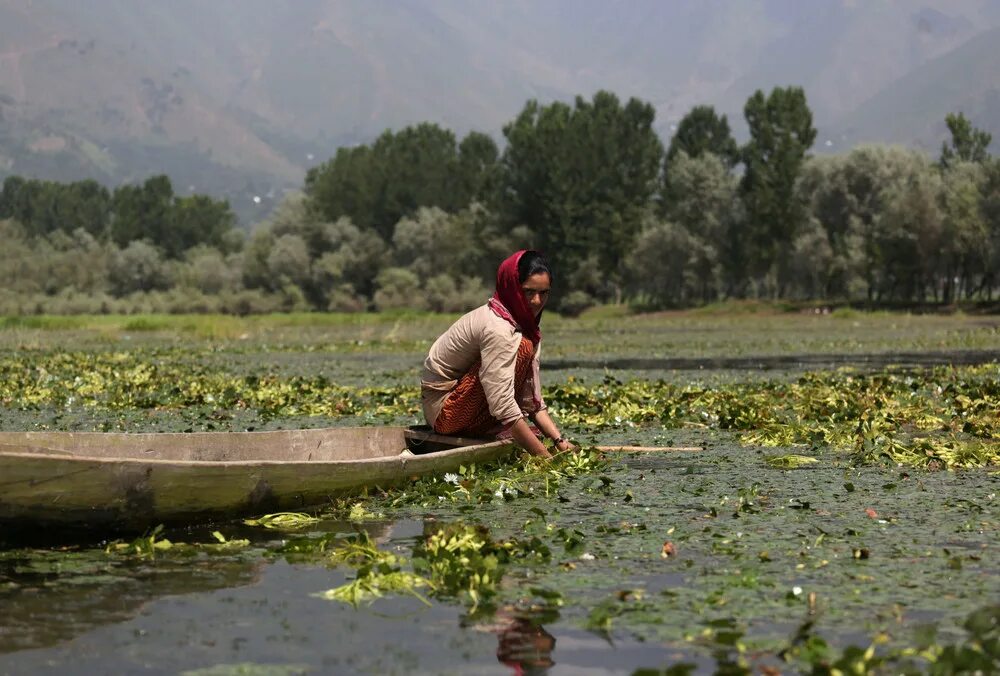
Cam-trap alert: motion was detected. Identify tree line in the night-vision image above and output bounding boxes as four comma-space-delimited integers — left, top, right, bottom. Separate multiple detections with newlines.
1, 88, 997, 315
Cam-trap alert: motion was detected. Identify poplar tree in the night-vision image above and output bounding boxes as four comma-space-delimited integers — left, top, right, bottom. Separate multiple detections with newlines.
940, 112, 993, 168
665, 105, 739, 166
305, 123, 498, 241
501, 91, 662, 299
740, 86, 817, 294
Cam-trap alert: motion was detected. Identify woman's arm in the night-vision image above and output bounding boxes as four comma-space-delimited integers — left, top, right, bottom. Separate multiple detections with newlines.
531, 408, 575, 453
510, 418, 552, 458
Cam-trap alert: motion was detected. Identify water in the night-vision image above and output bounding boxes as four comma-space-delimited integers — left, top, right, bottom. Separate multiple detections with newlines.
1, 520, 709, 675
2, 438, 996, 674
2, 322, 998, 673
544, 348, 1000, 372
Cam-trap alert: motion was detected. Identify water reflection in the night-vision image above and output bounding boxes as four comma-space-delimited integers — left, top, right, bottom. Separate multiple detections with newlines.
0, 520, 395, 655
495, 616, 557, 673
0, 555, 263, 653
468, 607, 558, 674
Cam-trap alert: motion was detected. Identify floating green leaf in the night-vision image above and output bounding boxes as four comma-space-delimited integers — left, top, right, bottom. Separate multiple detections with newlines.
764, 454, 819, 468
243, 512, 321, 529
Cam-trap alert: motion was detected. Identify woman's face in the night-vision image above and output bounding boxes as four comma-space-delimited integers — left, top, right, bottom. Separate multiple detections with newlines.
521, 272, 551, 317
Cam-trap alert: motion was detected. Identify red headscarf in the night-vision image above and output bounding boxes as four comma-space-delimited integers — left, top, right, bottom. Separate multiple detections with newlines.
488, 249, 543, 345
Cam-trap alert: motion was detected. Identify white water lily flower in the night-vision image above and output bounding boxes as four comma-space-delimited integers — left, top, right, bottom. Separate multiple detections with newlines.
580, 552, 596, 561
792, 586, 803, 596
494, 489, 504, 498
443, 473, 460, 484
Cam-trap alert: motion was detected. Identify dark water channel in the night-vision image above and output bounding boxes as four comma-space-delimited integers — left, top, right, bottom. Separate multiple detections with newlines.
544, 348, 1000, 372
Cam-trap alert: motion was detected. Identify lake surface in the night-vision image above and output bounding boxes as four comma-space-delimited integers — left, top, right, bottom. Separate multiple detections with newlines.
2, 438, 996, 674
1, 312, 998, 674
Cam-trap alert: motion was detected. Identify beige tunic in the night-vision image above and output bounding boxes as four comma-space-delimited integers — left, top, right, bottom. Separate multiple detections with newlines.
421, 304, 545, 428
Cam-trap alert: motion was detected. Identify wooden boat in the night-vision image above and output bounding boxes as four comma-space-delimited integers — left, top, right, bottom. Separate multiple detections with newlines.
0, 426, 515, 531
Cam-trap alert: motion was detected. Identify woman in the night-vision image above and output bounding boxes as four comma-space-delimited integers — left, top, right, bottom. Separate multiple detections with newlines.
421, 250, 574, 458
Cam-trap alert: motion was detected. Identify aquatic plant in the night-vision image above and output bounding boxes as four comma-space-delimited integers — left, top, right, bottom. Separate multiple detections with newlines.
105, 524, 173, 558
315, 530, 431, 607
3, 350, 995, 466
242, 512, 321, 529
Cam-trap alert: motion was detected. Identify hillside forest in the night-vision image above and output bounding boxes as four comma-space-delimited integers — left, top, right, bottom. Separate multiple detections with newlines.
2, 88, 998, 315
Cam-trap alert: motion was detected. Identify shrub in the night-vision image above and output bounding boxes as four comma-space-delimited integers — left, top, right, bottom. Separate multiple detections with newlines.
109, 241, 172, 296
374, 267, 426, 311
220, 289, 286, 316
327, 284, 367, 312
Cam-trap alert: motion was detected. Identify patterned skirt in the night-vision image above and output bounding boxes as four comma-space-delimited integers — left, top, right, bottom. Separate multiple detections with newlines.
433, 337, 535, 437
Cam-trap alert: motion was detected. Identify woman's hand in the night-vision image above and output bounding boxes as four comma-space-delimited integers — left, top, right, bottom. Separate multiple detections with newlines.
510, 418, 552, 458
554, 438, 577, 453
530, 410, 575, 454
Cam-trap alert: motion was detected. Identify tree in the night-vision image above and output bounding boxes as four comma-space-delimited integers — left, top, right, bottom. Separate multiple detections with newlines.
939, 162, 989, 302
457, 132, 500, 206
110, 176, 237, 258
108, 240, 172, 296
44, 228, 112, 295
180, 246, 242, 295
459, 204, 535, 282
799, 146, 942, 302
740, 86, 817, 295
424, 274, 490, 312
166, 194, 238, 258
787, 219, 836, 300
245, 193, 389, 308
625, 219, 698, 307
305, 122, 492, 241
940, 112, 993, 168
111, 175, 173, 249
665, 105, 739, 167
0, 219, 42, 295
369, 123, 462, 239
304, 144, 377, 234
883, 169, 944, 301
662, 151, 741, 300
308, 217, 388, 303
241, 228, 277, 292
0, 176, 26, 221
71, 180, 112, 237
373, 267, 425, 310
0, 177, 111, 238
391, 206, 473, 280
500, 99, 570, 258
500, 91, 663, 300
0, 177, 46, 235
266, 234, 311, 289
981, 159, 1000, 298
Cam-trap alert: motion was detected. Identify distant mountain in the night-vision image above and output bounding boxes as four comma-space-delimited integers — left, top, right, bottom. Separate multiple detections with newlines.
0, 0, 998, 225
827, 26, 1000, 154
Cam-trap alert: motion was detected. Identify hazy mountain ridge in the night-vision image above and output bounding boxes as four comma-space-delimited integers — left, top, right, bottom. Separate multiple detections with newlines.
831, 26, 1000, 152
1, 0, 998, 224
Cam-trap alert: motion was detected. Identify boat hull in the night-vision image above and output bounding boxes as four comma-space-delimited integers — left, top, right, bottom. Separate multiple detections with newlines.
0, 427, 514, 530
